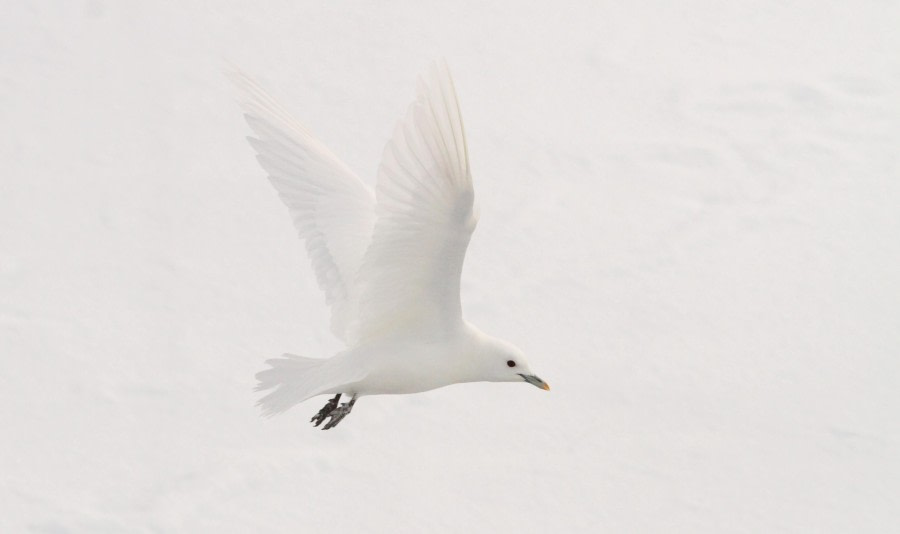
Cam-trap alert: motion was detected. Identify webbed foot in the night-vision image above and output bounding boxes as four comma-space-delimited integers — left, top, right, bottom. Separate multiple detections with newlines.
321, 394, 358, 430
311, 394, 341, 427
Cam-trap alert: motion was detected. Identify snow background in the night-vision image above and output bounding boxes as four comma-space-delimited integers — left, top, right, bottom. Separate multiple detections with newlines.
2, 1, 899, 532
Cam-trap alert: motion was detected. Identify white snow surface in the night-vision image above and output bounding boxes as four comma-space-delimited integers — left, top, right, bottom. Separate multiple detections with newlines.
2, 2, 899, 532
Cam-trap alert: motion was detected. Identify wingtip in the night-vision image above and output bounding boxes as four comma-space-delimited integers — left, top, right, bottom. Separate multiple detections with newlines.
431, 56, 451, 74
222, 57, 250, 85
425, 58, 453, 84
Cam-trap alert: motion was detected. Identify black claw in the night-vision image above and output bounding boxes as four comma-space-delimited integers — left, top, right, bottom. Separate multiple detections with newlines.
320, 394, 358, 430
311, 394, 341, 427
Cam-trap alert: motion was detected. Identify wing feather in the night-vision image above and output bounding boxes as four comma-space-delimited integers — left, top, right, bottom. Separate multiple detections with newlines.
229, 70, 376, 342
351, 60, 477, 344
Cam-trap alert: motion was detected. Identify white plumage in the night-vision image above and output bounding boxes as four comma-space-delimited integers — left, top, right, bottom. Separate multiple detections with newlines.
231, 61, 548, 427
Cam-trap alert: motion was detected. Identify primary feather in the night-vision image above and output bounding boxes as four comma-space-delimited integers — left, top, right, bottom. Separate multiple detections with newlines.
352, 60, 477, 344
229, 70, 376, 343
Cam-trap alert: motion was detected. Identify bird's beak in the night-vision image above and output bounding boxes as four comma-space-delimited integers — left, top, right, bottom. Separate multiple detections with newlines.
519, 374, 550, 391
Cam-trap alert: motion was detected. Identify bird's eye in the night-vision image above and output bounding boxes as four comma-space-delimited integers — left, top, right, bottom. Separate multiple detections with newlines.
507, 360, 516, 368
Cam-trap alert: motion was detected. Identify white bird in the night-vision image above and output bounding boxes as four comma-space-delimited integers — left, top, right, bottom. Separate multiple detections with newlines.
230, 60, 548, 429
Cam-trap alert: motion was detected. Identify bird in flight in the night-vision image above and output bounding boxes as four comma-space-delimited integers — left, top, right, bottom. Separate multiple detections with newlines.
230, 60, 548, 429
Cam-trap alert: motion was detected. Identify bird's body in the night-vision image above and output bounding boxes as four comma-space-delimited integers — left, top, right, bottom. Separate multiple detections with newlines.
231, 61, 548, 428
331, 322, 520, 396
332, 329, 476, 397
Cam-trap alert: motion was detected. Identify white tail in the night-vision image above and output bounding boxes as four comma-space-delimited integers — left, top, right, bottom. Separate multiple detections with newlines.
255, 354, 332, 416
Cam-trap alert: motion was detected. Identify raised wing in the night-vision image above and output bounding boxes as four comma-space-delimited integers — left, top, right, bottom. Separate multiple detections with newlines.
230, 70, 376, 342
351, 60, 477, 344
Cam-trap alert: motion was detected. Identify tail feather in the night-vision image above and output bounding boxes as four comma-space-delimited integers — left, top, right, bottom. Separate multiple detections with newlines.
255, 353, 331, 417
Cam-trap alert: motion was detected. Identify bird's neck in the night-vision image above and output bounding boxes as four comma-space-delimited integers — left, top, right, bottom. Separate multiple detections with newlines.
452, 323, 500, 381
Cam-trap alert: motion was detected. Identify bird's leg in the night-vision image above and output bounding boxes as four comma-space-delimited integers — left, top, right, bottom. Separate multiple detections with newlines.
321, 394, 358, 430
311, 393, 341, 427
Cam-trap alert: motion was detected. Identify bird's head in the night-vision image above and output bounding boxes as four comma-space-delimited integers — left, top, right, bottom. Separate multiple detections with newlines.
474, 332, 550, 391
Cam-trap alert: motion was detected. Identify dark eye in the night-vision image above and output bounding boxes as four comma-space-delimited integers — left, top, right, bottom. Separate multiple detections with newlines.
507, 360, 516, 368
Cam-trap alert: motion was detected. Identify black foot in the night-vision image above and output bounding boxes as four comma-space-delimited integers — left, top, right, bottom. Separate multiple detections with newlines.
311, 394, 341, 427
321, 394, 357, 430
